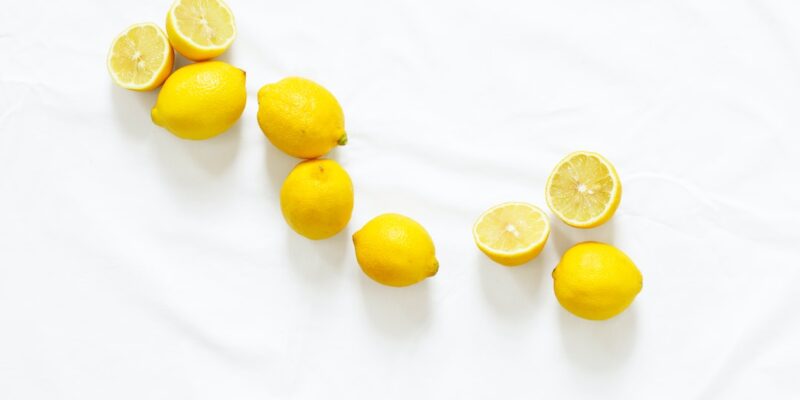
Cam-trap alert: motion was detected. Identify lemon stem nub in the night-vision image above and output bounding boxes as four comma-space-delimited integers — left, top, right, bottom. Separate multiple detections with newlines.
337, 133, 348, 146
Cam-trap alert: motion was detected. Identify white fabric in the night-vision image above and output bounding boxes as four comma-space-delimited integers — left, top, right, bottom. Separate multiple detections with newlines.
2, 0, 800, 398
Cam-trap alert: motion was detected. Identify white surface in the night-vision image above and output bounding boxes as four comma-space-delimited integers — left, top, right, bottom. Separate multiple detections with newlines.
2, 0, 800, 398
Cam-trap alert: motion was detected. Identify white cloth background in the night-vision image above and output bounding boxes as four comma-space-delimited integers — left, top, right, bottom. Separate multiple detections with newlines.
2, 0, 800, 398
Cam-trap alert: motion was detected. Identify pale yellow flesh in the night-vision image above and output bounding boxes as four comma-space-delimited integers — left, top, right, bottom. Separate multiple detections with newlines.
171, 0, 235, 48
108, 24, 172, 90
474, 203, 549, 255
547, 152, 619, 227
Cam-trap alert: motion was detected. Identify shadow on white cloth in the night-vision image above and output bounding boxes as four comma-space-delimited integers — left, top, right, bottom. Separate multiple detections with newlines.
359, 274, 432, 339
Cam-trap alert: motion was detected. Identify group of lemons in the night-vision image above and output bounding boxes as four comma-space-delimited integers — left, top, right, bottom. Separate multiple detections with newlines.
108, 0, 641, 321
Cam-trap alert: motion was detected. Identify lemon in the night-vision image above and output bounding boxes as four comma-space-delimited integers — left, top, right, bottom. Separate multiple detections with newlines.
257, 77, 348, 159
473, 202, 550, 267
353, 214, 438, 287
280, 159, 354, 240
166, 0, 236, 61
553, 242, 642, 320
545, 151, 621, 228
107, 23, 174, 91
151, 61, 246, 140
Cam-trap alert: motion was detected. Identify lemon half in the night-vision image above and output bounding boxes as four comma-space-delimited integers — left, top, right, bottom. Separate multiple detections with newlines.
545, 151, 621, 228
107, 23, 174, 91
473, 202, 550, 266
166, 0, 236, 61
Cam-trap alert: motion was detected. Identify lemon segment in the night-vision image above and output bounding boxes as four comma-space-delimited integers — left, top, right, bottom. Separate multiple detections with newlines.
107, 23, 174, 91
166, 0, 236, 61
473, 202, 550, 266
353, 214, 438, 287
545, 151, 621, 228
553, 242, 642, 320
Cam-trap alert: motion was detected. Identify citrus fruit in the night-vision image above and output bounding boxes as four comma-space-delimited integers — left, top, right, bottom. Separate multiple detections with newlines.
553, 242, 642, 320
166, 0, 236, 61
257, 77, 347, 159
473, 202, 550, 266
151, 61, 246, 140
107, 23, 174, 91
353, 214, 438, 287
545, 151, 621, 228
280, 159, 354, 240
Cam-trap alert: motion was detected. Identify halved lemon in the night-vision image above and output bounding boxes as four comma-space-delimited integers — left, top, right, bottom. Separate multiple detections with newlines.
545, 151, 621, 228
107, 23, 174, 91
166, 0, 236, 61
473, 202, 551, 266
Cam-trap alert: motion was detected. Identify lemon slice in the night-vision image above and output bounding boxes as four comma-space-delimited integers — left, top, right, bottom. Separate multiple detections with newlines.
107, 23, 174, 91
545, 151, 621, 228
473, 202, 551, 266
166, 0, 236, 61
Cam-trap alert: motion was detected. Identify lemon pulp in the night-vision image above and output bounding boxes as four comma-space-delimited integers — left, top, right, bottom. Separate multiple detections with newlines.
107, 23, 174, 91
166, 0, 236, 60
473, 202, 550, 266
546, 151, 621, 228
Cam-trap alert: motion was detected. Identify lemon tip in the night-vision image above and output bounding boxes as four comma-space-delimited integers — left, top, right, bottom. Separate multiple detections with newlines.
150, 107, 161, 126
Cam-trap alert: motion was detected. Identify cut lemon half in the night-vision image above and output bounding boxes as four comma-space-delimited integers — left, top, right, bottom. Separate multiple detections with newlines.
545, 151, 621, 228
473, 202, 551, 267
166, 0, 236, 61
107, 23, 174, 91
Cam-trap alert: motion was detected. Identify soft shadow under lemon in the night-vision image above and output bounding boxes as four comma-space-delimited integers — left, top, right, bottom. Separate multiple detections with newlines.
557, 304, 639, 370
478, 253, 548, 319
285, 226, 350, 284
359, 275, 432, 339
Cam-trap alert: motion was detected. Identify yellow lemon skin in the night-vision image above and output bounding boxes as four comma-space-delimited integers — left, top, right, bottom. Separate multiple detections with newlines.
553, 242, 642, 320
257, 77, 347, 159
353, 214, 439, 287
482, 241, 546, 267
151, 61, 246, 140
280, 159, 354, 240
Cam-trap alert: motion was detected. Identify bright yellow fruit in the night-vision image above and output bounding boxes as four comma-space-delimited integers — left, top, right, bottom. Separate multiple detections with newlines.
280, 159, 354, 240
353, 214, 438, 287
473, 202, 550, 266
553, 242, 642, 320
546, 151, 621, 228
257, 77, 347, 159
107, 23, 174, 91
166, 0, 236, 61
151, 61, 246, 140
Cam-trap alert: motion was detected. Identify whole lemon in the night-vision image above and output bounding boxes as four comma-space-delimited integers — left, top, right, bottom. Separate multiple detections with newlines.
353, 214, 439, 287
553, 242, 642, 320
257, 77, 347, 159
280, 159, 353, 240
151, 61, 246, 140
